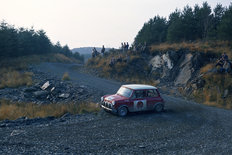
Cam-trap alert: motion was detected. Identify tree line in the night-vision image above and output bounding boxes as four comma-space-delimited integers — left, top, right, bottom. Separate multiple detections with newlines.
134, 2, 232, 45
0, 21, 83, 61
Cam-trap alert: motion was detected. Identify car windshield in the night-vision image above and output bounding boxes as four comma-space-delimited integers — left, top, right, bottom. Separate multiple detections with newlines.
117, 87, 132, 98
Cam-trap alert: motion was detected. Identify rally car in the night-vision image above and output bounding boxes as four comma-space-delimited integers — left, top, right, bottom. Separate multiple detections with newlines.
100, 84, 165, 116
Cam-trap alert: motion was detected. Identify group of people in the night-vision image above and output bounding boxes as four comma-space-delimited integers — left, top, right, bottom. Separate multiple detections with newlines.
92, 45, 105, 58
216, 52, 231, 73
121, 42, 129, 52
120, 42, 147, 53
91, 41, 147, 67
92, 42, 131, 58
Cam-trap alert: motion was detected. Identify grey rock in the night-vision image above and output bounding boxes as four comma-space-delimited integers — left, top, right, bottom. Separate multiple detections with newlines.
77, 88, 85, 95
51, 87, 55, 92
41, 81, 50, 90
33, 90, 49, 99
10, 130, 25, 136
224, 89, 229, 98
59, 93, 70, 98
175, 53, 193, 86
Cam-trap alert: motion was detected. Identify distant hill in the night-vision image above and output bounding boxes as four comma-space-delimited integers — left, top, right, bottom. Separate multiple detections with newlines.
72, 47, 110, 55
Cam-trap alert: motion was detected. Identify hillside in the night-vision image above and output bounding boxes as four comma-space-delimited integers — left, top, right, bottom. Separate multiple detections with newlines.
86, 41, 232, 109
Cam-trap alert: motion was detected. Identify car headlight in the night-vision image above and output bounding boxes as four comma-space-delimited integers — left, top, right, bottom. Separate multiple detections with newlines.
101, 97, 104, 102
112, 101, 115, 105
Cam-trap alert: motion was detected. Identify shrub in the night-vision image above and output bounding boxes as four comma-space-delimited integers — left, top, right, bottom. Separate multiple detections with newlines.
62, 72, 70, 81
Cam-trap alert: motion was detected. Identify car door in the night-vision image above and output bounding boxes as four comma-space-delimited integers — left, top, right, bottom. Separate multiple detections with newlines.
146, 89, 160, 110
130, 90, 147, 112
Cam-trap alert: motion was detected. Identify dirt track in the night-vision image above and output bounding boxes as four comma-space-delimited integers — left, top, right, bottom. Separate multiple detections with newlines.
0, 62, 232, 154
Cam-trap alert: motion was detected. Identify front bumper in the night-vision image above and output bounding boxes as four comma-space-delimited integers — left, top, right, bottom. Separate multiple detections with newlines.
100, 102, 117, 113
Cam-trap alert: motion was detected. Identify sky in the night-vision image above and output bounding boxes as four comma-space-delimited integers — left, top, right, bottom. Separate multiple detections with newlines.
0, 0, 231, 49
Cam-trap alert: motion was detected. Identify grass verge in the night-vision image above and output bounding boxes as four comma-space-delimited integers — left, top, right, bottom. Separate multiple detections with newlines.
0, 100, 100, 121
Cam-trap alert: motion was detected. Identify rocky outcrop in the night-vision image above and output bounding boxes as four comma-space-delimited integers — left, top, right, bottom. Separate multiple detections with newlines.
149, 50, 215, 86
174, 53, 193, 86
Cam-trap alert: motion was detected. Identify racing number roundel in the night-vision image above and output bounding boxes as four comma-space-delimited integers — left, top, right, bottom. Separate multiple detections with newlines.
134, 100, 147, 111
137, 101, 143, 109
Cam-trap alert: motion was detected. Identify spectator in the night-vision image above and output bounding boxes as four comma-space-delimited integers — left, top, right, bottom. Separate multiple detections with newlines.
92, 47, 96, 58
101, 45, 105, 55
125, 42, 129, 51
222, 52, 229, 61
216, 53, 231, 73
92, 47, 99, 58
121, 43, 124, 52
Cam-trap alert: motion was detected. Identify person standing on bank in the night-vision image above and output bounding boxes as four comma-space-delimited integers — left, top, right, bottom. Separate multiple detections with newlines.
101, 45, 105, 55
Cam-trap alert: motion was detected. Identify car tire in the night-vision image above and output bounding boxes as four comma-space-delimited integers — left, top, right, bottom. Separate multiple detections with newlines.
154, 104, 164, 113
118, 106, 128, 117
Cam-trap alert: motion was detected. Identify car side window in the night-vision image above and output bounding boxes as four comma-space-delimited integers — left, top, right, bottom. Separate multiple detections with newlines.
147, 89, 158, 97
132, 90, 146, 99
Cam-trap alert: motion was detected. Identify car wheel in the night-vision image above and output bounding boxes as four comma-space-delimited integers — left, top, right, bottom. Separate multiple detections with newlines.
154, 104, 163, 113
118, 106, 128, 117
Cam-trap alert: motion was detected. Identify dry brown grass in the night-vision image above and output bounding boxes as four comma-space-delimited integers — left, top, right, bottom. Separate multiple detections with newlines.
62, 72, 71, 81
200, 63, 215, 74
193, 73, 232, 109
0, 100, 100, 121
86, 53, 154, 88
150, 41, 232, 57
0, 70, 33, 88
52, 53, 79, 63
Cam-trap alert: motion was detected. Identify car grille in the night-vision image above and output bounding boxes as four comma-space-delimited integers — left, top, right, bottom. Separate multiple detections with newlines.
102, 101, 113, 108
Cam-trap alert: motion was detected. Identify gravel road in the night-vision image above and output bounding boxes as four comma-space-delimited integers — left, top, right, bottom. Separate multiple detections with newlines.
35, 62, 121, 94
0, 62, 232, 154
